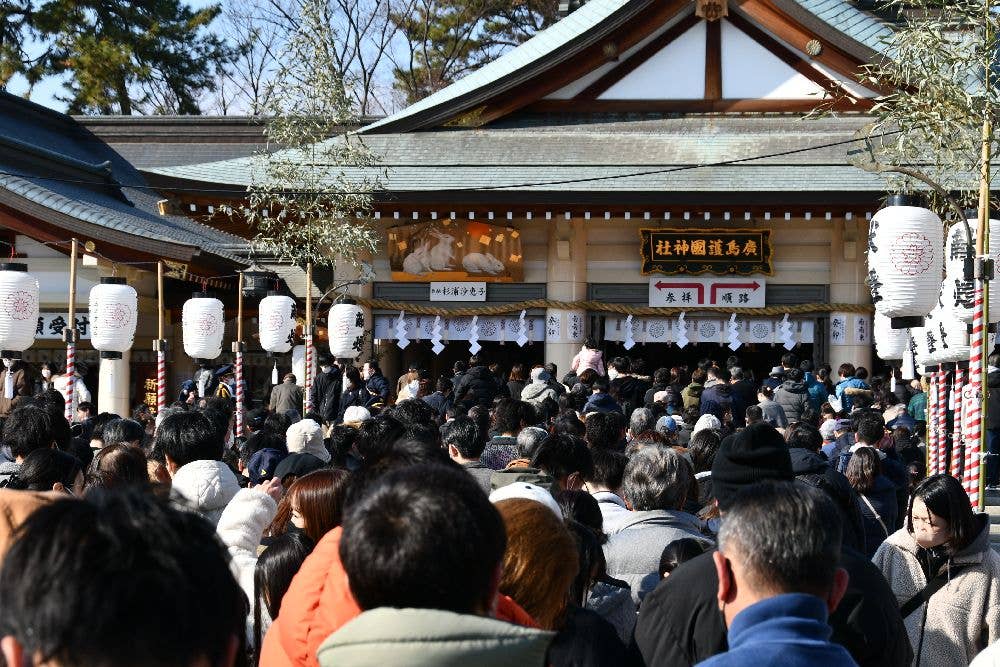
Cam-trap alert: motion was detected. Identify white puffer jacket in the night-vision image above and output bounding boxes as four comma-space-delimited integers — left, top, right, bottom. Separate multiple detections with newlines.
217, 487, 278, 646
170, 459, 241, 526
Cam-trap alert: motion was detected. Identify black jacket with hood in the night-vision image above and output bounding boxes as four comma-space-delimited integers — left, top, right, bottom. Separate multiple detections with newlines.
453, 365, 499, 407
774, 379, 810, 423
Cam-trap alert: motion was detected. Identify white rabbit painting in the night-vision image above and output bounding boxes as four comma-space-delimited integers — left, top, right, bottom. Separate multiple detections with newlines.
401, 238, 433, 275
463, 252, 505, 275
427, 229, 456, 271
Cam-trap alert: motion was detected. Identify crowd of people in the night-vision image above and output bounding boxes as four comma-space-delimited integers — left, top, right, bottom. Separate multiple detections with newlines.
0, 342, 998, 667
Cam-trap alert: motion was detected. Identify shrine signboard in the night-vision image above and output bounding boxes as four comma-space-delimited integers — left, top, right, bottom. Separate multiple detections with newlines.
640, 228, 773, 276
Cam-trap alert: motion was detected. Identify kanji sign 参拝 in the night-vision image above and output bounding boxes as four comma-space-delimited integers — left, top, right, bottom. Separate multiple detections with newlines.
640, 228, 773, 276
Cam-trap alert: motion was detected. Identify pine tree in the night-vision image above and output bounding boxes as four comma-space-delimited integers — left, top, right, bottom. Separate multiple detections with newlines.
23, 0, 231, 114
391, 0, 558, 103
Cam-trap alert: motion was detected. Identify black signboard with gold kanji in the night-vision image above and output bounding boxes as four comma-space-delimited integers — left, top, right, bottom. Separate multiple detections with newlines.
640, 228, 773, 276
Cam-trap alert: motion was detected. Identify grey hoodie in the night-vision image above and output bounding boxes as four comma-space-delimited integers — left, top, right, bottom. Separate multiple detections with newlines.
520, 381, 557, 405
603, 509, 713, 604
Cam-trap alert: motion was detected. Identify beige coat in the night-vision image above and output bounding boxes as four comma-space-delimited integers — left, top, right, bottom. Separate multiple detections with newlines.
873, 515, 1000, 666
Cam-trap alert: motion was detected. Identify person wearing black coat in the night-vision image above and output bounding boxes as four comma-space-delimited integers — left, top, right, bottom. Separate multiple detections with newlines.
338, 367, 370, 422
361, 362, 390, 409
310, 360, 342, 425
453, 360, 500, 408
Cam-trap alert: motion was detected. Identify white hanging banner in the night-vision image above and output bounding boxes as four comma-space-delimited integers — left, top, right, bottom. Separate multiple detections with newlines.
395, 311, 409, 349
748, 319, 773, 344
830, 314, 848, 346
468, 316, 481, 355
676, 312, 690, 348
431, 316, 444, 355
516, 310, 528, 347
546, 312, 561, 341
696, 319, 722, 345
852, 315, 870, 346
566, 311, 586, 343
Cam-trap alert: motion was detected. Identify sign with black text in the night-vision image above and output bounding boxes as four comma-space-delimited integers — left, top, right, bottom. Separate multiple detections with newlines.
640, 228, 773, 276
648, 276, 766, 308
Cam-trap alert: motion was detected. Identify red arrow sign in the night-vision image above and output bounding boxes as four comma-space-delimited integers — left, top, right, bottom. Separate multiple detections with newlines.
710, 281, 761, 304
654, 281, 704, 303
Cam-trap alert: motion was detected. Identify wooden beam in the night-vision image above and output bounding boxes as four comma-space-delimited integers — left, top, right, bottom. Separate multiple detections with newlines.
469, 0, 691, 126
577, 13, 700, 100
726, 12, 853, 98
705, 19, 722, 100
526, 97, 872, 113
731, 0, 890, 95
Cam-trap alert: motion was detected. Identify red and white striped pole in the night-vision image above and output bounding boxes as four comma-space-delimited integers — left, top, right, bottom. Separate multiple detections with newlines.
964, 283, 986, 507
937, 368, 949, 476
156, 262, 167, 417
63, 238, 78, 424
927, 370, 939, 474
304, 262, 314, 415
234, 272, 245, 438
951, 366, 966, 478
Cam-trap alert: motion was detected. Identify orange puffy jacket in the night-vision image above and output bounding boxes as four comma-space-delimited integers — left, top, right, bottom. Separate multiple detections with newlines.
259, 526, 538, 667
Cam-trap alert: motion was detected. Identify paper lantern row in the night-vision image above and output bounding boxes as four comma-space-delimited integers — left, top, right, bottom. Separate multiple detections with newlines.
373, 315, 545, 343
944, 219, 1000, 324
89, 278, 138, 358
602, 317, 815, 346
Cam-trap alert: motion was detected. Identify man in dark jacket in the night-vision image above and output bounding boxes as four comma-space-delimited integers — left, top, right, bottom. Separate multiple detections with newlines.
362, 361, 390, 408
774, 368, 810, 423
728, 367, 755, 413
987, 354, 1000, 488
608, 358, 648, 418
699, 367, 745, 428
632, 422, 912, 667
453, 356, 499, 408
310, 358, 342, 425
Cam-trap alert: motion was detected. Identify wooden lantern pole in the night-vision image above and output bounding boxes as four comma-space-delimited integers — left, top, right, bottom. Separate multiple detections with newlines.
63, 238, 78, 423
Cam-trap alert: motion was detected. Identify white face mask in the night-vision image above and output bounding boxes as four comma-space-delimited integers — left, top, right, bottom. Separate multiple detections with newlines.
2, 359, 11, 369
607, 369, 619, 380
407, 380, 419, 394
320, 365, 332, 373
41, 369, 51, 378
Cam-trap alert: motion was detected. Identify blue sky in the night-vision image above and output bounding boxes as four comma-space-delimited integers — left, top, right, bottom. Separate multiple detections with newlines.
5, 0, 221, 114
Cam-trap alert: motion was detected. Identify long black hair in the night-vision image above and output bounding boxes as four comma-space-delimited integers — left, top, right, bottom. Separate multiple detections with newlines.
907, 474, 978, 553
252, 530, 314, 665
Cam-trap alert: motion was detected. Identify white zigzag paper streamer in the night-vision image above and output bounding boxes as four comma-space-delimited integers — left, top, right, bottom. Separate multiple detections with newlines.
468, 315, 481, 355
727, 314, 742, 351
778, 314, 795, 350
675, 312, 689, 348
623, 315, 635, 350
395, 310, 410, 349
431, 315, 444, 355
516, 310, 528, 347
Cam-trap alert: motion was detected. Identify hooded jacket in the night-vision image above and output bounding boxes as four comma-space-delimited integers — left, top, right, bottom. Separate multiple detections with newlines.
700, 383, 744, 427
454, 366, 499, 407
602, 509, 711, 605
873, 515, 1000, 666
802, 371, 827, 411
610, 375, 649, 416
583, 392, 622, 415
317, 608, 553, 667
835, 377, 869, 411
774, 380, 810, 423
260, 527, 541, 667
681, 381, 704, 409
571, 347, 605, 376
789, 448, 866, 553
170, 459, 241, 526
634, 545, 912, 667
520, 381, 557, 406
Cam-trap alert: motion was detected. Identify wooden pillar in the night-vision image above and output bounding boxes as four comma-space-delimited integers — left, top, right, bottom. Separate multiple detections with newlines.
545, 217, 588, 379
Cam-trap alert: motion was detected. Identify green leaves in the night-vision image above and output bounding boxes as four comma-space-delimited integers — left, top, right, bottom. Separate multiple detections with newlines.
227, 0, 382, 273
5, 0, 231, 114
861, 0, 1000, 210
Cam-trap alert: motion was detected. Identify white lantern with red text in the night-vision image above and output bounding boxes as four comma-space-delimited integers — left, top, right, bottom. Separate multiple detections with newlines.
0, 263, 39, 357
868, 194, 943, 327
182, 293, 225, 361
329, 301, 366, 359
258, 293, 296, 354
89, 277, 137, 358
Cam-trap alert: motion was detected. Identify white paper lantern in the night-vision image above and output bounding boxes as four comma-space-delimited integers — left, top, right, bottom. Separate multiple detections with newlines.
944, 218, 1000, 323
0, 263, 39, 357
874, 312, 908, 361
329, 302, 366, 359
182, 293, 225, 361
258, 293, 296, 354
89, 277, 137, 358
868, 195, 943, 326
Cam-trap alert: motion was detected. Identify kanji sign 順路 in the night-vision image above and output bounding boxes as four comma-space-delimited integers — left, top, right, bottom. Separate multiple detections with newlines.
647, 276, 766, 308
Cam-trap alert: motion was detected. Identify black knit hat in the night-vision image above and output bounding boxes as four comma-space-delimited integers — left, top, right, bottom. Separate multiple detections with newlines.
711, 422, 793, 510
